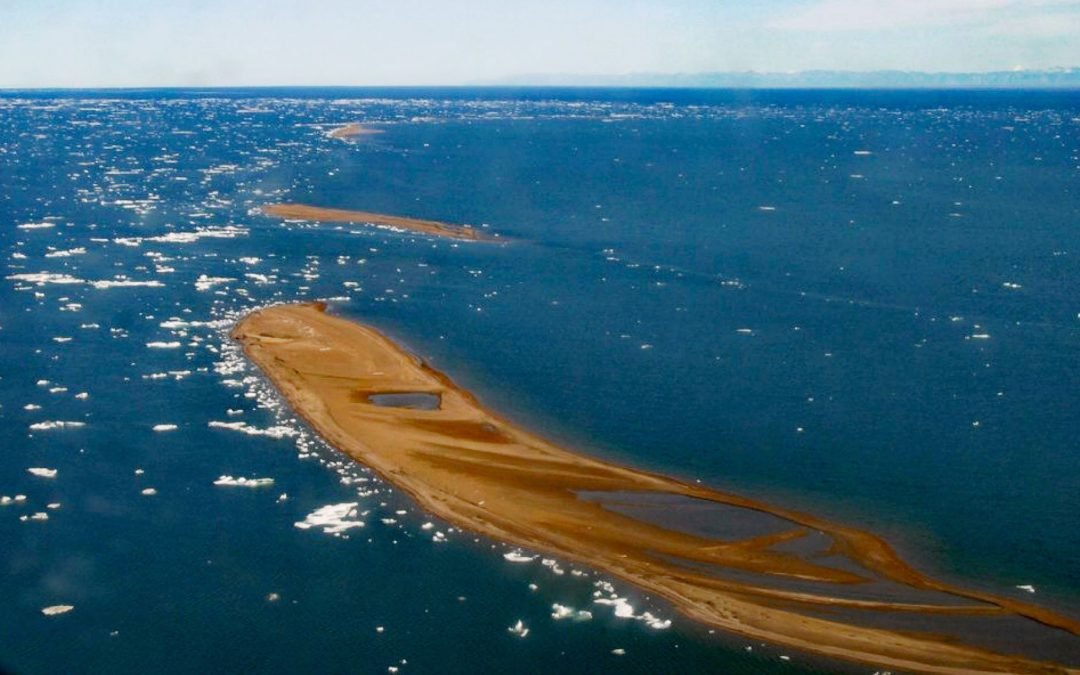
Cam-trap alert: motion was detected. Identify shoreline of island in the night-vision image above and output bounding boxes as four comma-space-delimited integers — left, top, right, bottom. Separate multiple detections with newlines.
233, 303, 1080, 675
261, 203, 496, 242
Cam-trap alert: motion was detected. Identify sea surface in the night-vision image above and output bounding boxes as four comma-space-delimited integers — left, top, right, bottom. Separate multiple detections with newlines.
1, 87, 1078, 674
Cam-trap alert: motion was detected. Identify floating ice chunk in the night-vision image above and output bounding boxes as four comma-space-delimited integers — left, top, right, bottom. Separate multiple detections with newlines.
295, 502, 365, 535
24, 404, 42, 411
29, 421, 85, 431
507, 620, 529, 638
1002, 282, 1022, 289
141, 488, 157, 496
75, 392, 89, 400
41, 605, 74, 616
27, 467, 58, 479
18, 222, 55, 230
208, 421, 297, 439
25, 512, 49, 521
90, 279, 164, 289
45, 247, 86, 258
146, 341, 181, 349
640, 612, 671, 629
970, 334, 991, 340
758, 205, 777, 211
194, 275, 235, 291
213, 475, 275, 487
7, 272, 83, 286
853, 150, 873, 155
551, 604, 593, 621
153, 424, 178, 432
611, 648, 626, 655
1016, 584, 1036, 593
146, 225, 248, 244
594, 596, 636, 618
503, 550, 537, 563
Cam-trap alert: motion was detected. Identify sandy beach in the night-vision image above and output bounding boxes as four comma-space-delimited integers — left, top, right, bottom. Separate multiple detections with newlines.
233, 303, 1080, 675
261, 203, 494, 241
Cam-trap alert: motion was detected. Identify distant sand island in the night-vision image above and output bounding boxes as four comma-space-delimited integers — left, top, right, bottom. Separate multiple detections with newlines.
261, 203, 495, 241
326, 122, 384, 139
235, 303, 1080, 675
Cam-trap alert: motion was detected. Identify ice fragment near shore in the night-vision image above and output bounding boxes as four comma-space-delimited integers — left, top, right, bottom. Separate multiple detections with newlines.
295, 502, 365, 535
214, 475, 275, 487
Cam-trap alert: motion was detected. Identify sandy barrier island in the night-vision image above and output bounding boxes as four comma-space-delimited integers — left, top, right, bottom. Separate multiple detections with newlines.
262, 203, 495, 242
327, 122, 384, 139
234, 303, 1080, 674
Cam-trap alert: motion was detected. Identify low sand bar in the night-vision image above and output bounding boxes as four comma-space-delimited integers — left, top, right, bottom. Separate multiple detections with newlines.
234, 303, 1080, 674
262, 203, 494, 241
327, 122, 383, 139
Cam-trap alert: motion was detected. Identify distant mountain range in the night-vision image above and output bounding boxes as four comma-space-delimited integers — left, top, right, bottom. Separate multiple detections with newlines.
488, 68, 1080, 89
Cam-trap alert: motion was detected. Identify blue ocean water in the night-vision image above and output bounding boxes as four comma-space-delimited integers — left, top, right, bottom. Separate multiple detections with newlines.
1, 88, 1077, 674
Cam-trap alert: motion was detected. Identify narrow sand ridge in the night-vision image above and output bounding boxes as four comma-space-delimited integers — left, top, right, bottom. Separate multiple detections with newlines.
234, 303, 1080, 675
262, 203, 494, 241
327, 122, 384, 139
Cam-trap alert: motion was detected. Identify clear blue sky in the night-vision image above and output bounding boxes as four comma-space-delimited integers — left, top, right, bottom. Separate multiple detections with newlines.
1, 0, 1077, 87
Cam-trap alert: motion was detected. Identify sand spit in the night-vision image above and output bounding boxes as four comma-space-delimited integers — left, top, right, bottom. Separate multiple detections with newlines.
327, 122, 384, 139
234, 303, 1080, 675
261, 204, 495, 242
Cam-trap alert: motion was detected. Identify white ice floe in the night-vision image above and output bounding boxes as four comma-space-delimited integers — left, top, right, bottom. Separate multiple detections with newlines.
89, 279, 164, 289
294, 502, 365, 535
41, 605, 74, 616
18, 222, 56, 230
29, 421, 85, 431
7, 273, 83, 286
45, 247, 86, 258
208, 420, 297, 439
551, 604, 593, 621
1016, 584, 1036, 593
27, 467, 58, 479
141, 488, 157, 496
194, 275, 235, 291
145, 225, 248, 244
594, 596, 637, 618
593, 589, 672, 629
153, 424, 178, 432
213, 475, 275, 488
611, 649, 626, 655
507, 620, 529, 638
146, 341, 181, 349
503, 550, 537, 563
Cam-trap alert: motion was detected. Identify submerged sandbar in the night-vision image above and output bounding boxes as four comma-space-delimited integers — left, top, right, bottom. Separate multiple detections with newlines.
261, 203, 494, 241
234, 303, 1080, 674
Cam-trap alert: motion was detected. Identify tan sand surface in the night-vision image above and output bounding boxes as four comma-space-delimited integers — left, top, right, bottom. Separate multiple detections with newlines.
234, 303, 1080, 675
262, 203, 494, 241
327, 122, 383, 139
